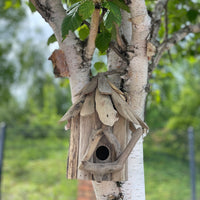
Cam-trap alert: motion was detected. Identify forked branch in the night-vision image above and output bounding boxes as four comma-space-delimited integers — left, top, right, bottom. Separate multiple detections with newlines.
150, 23, 200, 72
150, 0, 169, 43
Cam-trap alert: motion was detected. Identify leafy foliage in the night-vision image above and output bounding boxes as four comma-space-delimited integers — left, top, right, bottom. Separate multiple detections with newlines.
91, 61, 107, 75
78, 24, 90, 41
103, 1, 122, 26
111, 0, 129, 12
27, 0, 36, 12
61, 0, 129, 50
3, 0, 21, 9
47, 34, 57, 45
62, 2, 82, 37
95, 28, 111, 52
78, 0, 94, 19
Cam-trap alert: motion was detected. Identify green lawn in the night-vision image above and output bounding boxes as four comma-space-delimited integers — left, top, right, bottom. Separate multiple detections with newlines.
2, 134, 77, 200
2, 132, 199, 200
144, 137, 200, 200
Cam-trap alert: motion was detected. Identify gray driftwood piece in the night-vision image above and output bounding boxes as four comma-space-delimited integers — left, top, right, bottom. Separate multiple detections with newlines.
112, 116, 128, 181
67, 115, 80, 179
59, 95, 85, 122
111, 89, 148, 130
78, 113, 102, 180
95, 88, 118, 126
80, 92, 95, 117
75, 76, 97, 96
98, 74, 112, 95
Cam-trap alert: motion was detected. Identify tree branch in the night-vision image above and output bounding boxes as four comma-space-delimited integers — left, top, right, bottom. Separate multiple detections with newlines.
150, 0, 168, 43
164, 0, 169, 41
149, 23, 200, 73
85, 7, 100, 60
115, 23, 126, 50
30, 0, 54, 22
164, 23, 200, 50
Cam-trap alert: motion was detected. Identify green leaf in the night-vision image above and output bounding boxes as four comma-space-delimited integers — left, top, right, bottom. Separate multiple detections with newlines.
27, 0, 36, 12
61, 3, 83, 38
187, 9, 199, 22
112, 0, 129, 12
111, 23, 117, 40
94, 62, 107, 72
13, 0, 21, 8
78, 24, 90, 41
79, 0, 94, 20
103, 1, 122, 26
66, 0, 81, 7
4, 0, 21, 9
47, 34, 57, 45
104, 11, 121, 30
96, 30, 111, 52
3, 0, 12, 9
67, 2, 81, 13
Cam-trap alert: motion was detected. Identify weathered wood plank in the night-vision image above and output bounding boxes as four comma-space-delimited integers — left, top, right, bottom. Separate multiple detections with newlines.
59, 95, 85, 122
112, 116, 128, 181
78, 113, 100, 180
80, 129, 103, 164
98, 75, 112, 95
111, 89, 140, 125
107, 79, 125, 98
95, 88, 118, 126
75, 76, 97, 96
67, 115, 80, 179
80, 92, 95, 117
103, 126, 121, 157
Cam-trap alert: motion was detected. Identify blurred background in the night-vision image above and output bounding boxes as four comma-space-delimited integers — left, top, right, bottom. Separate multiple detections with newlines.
0, 0, 199, 200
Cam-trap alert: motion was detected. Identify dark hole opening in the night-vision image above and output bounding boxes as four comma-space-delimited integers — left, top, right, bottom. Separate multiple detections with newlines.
96, 146, 109, 161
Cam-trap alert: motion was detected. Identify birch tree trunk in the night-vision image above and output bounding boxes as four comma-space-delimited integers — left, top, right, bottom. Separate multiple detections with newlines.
92, 1, 150, 199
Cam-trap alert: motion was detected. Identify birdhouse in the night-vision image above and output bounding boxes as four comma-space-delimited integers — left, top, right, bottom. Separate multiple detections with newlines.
60, 72, 148, 181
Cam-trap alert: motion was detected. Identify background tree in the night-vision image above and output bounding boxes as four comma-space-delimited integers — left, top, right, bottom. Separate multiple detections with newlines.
3, 0, 200, 200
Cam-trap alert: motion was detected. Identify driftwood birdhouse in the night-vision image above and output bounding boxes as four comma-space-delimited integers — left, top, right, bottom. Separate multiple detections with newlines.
60, 72, 148, 181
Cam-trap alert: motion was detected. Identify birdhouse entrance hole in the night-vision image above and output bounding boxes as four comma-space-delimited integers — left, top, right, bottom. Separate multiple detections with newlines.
96, 145, 110, 161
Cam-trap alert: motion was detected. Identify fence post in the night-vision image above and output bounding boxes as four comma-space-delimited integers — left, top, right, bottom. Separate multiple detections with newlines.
188, 126, 196, 200
0, 122, 6, 199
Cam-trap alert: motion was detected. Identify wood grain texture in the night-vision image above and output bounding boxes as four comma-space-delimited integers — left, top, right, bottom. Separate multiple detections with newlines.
112, 116, 128, 181
75, 77, 97, 96
67, 115, 80, 179
78, 113, 101, 180
98, 75, 112, 95
59, 95, 85, 122
111, 89, 140, 125
95, 88, 118, 126
80, 92, 95, 117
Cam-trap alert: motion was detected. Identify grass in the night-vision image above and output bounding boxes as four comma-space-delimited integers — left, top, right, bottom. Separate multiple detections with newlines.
144, 136, 200, 200
2, 131, 199, 200
2, 133, 77, 200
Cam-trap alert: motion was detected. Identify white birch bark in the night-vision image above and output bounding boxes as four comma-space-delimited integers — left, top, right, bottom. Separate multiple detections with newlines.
121, 1, 150, 200
92, 1, 150, 200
